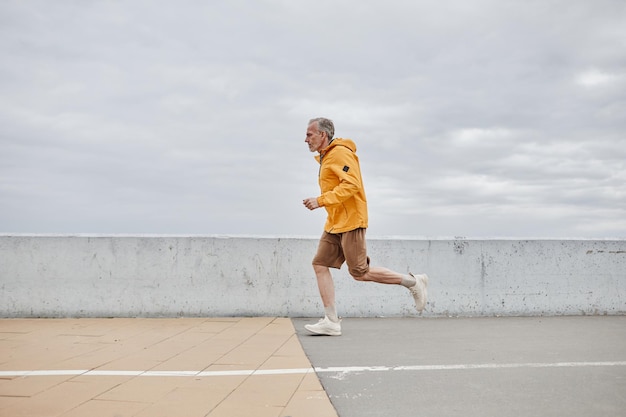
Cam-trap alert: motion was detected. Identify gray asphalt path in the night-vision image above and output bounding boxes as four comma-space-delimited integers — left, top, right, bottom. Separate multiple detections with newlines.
293, 316, 626, 417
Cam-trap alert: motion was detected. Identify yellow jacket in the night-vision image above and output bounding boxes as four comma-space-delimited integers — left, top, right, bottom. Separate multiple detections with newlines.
314, 138, 368, 233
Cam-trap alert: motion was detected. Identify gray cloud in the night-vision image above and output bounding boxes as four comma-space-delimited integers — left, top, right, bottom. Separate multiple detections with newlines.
1, 0, 625, 237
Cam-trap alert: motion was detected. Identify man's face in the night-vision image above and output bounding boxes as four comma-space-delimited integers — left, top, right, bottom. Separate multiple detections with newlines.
305, 122, 327, 153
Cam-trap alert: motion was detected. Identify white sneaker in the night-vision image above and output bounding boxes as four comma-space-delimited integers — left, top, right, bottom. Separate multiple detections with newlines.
409, 273, 429, 312
305, 316, 342, 336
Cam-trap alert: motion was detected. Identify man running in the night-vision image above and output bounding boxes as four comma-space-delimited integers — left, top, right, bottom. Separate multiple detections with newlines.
303, 117, 429, 336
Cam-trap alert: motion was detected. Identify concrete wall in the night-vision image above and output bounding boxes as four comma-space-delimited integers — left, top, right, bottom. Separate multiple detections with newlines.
1, 235, 625, 318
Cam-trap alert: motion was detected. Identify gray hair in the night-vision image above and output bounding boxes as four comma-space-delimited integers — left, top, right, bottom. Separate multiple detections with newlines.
309, 117, 335, 140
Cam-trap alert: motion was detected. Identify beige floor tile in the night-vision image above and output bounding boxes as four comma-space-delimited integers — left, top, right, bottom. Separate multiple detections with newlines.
0, 318, 339, 417
78, 324, 216, 371
48, 318, 215, 370
0, 376, 130, 417
50, 346, 134, 370
60, 399, 150, 417
68, 374, 132, 388
280, 390, 339, 417
215, 335, 291, 368
101, 333, 174, 351
279, 371, 339, 417
208, 403, 283, 417
257, 317, 295, 334
0, 319, 59, 335
130, 335, 210, 363
225, 374, 305, 408
0, 394, 27, 411
134, 385, 232, 417
176, 374, 245, 392
0, 375, 74, 397
45, 347, 113, 371
0, 319, 45, 334
214, 347, 278, 368
79, 321, 155, 344
202, 363, 257, 372
94, 355, 163, 371
0, 345, 63, 370
196, 337, 249, 357
0, 339, 23, 355
274, 333, 308, 356
95, 376, 188, 403
190, 318, 239, 333
96, 319, 259, 372
210, 317, 276, 341
259, 355, 313, 370
86, 321, 186, 348
149, 343, 225, 372
298, 371, 326, 391
1, 340, 106, 371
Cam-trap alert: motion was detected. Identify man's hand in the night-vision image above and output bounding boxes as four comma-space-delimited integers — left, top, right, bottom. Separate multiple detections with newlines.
303, 197, 320, 210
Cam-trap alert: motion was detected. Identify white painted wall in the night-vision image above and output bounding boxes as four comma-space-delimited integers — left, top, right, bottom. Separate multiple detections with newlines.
1, 235, 624, 317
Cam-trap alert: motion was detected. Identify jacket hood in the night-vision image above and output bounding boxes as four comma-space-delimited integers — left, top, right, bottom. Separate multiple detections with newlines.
328, 138, 356, 152
314, 138, 356, 163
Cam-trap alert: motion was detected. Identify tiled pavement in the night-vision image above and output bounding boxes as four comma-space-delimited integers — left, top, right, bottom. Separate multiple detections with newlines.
0, 317, 338, 417
4, 316, 625, 417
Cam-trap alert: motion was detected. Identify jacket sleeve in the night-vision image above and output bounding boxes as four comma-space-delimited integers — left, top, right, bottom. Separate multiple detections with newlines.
317, 149, 361, 207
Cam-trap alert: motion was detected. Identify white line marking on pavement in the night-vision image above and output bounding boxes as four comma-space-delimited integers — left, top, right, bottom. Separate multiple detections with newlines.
0, 368, 315, 378
314, 361, 626, 373
1, 361, 624, 378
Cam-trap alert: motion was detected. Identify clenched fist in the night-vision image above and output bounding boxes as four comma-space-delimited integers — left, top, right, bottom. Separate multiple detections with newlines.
303, 197, 320, 210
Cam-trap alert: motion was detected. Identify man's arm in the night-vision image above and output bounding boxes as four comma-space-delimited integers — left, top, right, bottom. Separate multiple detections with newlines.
303, 147, 361, 211
317, 150, 361, 207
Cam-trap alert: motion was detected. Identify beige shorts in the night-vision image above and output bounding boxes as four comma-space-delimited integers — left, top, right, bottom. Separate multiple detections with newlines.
312, 228, 370, 277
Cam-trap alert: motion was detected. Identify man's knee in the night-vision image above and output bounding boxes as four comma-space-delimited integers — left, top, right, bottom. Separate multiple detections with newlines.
347, 255, 370, 280
313, 263, 329, 274
349, 267, 370, 281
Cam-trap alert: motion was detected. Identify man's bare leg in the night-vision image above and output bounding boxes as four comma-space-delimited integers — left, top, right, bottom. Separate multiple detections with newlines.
355, 266, 428, 312
313, 264, 338, 321
305, 264, 342, 335
356, 266, 411, 285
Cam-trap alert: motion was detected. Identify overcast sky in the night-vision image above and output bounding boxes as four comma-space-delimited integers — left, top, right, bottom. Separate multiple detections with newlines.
1, 1, 625, 238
